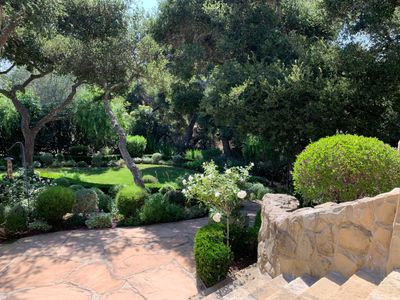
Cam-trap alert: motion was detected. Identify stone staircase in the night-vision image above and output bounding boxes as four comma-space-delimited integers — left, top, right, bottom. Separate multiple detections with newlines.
200, 265, 400, 300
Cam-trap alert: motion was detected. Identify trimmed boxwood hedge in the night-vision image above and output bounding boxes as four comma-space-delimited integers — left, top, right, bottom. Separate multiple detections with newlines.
293, 134, 400, 205
194, 224, 233, 287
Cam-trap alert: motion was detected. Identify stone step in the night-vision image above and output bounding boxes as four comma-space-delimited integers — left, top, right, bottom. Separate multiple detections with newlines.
298, 271, 347, 300
368, 270, 400, 300
264, 275, 317, 300
249, 274, 294, 300
328, 270, 381, 300
223, 286, 256, 300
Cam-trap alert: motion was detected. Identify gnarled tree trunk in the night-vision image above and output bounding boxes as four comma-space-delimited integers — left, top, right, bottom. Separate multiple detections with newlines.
103, 97, 145, 188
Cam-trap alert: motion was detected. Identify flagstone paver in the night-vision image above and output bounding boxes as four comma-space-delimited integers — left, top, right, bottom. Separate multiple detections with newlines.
0, 218, 208, 300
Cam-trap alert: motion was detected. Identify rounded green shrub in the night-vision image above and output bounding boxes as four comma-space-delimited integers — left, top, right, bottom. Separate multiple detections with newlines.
92, 188, 113, 213
69, 145, 89, 156
139, 193, 184, 224
164, 190, 186, 206
151, 153, 163, 164
194, 224, 233, 287
28, 220, 52, 232
63, 159, 77, 167
248, 183, 271, 200
4, 204, 27, 235
54, 177, 70, 187
39, 152, 54, 166
126, 135, 147, 158
36, 187, 75, 224
142, 175, 159, 184
116, 186, 148, 217
55, 153, 64, 162
74, 188, 99, 214
293, 134, 400, 205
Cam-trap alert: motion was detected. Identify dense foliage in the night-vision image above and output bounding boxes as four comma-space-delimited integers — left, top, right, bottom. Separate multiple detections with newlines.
116, 186, 148, 218
35, 186, 75, 224
194, 224, 233, 287
293, 134, 400, 205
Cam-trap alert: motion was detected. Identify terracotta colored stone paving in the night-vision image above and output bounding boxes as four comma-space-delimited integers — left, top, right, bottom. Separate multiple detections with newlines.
0, 218, 208, 300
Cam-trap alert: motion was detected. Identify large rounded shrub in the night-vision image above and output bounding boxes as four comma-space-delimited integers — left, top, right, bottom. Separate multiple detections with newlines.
36, 187, 75, 224
116, 186, 148, 217
126, 135, 147, 158
74, 188, 99, 214
4, 204, 27, 235
194, 224, 233, 287
293, 134, 400, 205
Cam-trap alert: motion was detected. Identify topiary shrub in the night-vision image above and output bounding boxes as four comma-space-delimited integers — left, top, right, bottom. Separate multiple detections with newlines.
36, 187, 75, 225
4, 204, 27, 235
76, 161, 89, 168
139, 193, 184, 224
151, 152, 163, 164
54, 177, 70, 187
248, 183, 271, 200
164, 190, 186, 206
74, 189, 99, 214
194, 224, 233, 287
142, 175, 159, 184
293, 134, 400, 206
142, 157, 152, 164
116, 186, 148, 217
92, 188, 113, 213
91, 152, 104, 167
133, 157, 143, 164
39, 152, 54, 166
126, 135, 147, 158
33, 161, 42, 168
85, 213, 112, 229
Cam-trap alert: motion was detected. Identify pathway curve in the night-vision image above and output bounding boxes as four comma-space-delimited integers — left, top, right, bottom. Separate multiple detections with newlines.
0, 218, 208, 300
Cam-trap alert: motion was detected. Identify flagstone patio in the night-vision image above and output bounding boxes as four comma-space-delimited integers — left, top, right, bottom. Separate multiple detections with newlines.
0, 218, 208, 300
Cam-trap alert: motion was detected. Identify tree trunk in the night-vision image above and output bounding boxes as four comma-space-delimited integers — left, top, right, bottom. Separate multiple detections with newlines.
103, 97, 145, 188
23, 130, 36, 171
221, 136, 233, 157
183, 114, 197, 149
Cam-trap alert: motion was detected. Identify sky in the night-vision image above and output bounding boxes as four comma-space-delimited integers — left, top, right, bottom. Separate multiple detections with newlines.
139, 0, 159, 12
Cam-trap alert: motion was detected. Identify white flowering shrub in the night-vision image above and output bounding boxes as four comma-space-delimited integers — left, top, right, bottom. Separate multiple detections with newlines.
183, 161, 252, 245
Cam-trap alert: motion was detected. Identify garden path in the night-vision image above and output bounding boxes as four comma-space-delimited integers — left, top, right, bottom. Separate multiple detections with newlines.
0, 218, 208, 300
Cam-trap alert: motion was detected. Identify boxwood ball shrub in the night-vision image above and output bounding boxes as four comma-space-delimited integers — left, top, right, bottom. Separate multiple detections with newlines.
74, 188, 99, 214
36, 187, 75, 224
152, 152, 163, 164
142, 175, 159, 184
39, 152, 54, 166
92, 188, 113, 213
126, 135, 147, 158
293, 134, 400, 206
194, 224, 233, 287
4, 204, 27, 235
117, 186, 148, 217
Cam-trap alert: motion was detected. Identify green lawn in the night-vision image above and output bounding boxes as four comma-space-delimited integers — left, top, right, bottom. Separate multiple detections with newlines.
38, 164, 194, 188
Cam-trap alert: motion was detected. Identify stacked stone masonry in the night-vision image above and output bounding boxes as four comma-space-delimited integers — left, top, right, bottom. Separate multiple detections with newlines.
257, 189, 400, 279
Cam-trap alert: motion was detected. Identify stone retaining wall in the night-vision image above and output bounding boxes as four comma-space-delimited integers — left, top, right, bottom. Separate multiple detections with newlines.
257, 189, 400, 279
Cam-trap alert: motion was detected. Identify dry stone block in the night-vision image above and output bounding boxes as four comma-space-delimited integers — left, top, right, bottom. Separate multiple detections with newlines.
337, 223, 371, 255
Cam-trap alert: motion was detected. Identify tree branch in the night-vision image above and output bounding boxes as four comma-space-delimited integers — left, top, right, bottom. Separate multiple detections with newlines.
12, 71, 50, 94
0, 63, 15, 74
0, 13, 24, 50
32, 80, 82, 133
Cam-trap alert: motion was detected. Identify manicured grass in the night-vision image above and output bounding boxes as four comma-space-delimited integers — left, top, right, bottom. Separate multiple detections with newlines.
38, 164, 194, 188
